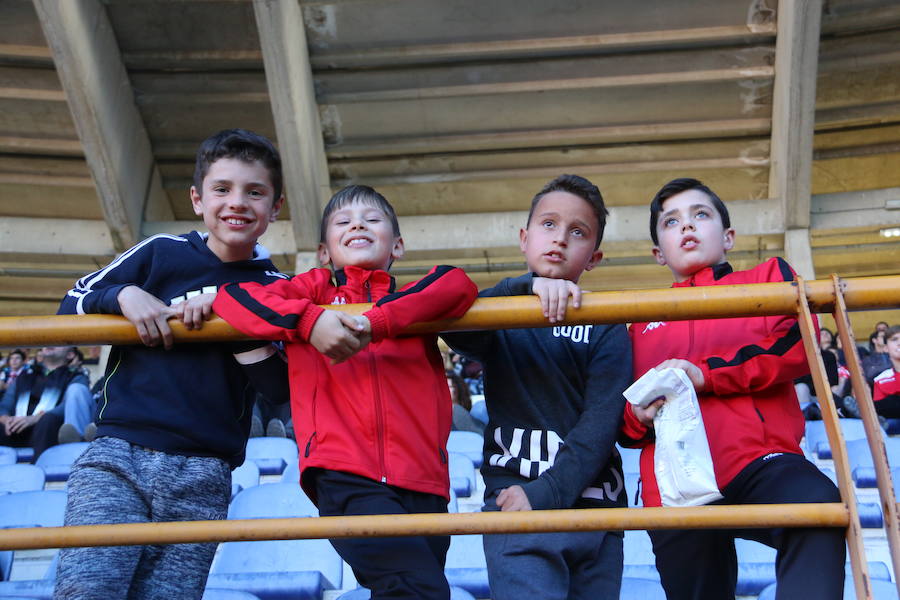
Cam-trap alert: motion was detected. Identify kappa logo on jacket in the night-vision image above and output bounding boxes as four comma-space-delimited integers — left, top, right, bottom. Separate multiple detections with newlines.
642, 321, 667, 334
331, 296, 347, 305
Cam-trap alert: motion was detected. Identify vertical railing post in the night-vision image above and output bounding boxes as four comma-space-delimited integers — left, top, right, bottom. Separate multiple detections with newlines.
831, 275, 900, 595
796, 276, 871, 600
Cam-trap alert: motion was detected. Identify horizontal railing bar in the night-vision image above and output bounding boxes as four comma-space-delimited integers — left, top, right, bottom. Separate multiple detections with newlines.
0, 504, 849, 551
2, 276, 898, 347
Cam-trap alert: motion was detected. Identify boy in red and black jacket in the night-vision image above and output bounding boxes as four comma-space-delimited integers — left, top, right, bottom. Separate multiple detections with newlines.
620, 178, 844, 600
873, 325, 900, 417
214, 185, 477, 600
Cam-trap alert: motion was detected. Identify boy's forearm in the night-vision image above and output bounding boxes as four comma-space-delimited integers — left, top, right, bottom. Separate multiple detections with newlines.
214, 280, 324, 343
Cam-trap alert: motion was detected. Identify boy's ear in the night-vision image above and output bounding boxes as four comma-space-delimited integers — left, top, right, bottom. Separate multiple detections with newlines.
583, 249, 603, 272
723, 227, 735, 252
316, 242, 331, 267
652, 245, 667, 266
269, 194, 285, 222
190, 186, 203, 216
391, 236, 405, 262
518, 227, 528, 254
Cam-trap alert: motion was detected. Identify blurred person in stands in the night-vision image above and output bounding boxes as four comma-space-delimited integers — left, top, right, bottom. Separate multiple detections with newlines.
446, 370, 482, 434
0, 346, 92, 459
0, 349, 27, 393
863, 330, 891, 388
873, 326, 900, 418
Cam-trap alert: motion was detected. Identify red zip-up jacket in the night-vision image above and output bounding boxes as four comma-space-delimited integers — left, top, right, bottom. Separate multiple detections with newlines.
620, 258, 812, 507
214, 264, 478, 500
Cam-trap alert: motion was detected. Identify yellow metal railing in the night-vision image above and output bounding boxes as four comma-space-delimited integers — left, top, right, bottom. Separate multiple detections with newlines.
1, 274, 899, 599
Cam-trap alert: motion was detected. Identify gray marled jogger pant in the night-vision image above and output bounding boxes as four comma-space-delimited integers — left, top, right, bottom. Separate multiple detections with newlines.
53, 436, 231, 600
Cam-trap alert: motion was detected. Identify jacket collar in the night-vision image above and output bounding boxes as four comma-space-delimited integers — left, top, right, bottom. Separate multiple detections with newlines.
332, 265, 396, 294
672, 261, 733, 287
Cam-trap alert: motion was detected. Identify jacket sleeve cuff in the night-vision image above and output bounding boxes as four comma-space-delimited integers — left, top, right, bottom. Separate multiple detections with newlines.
522, 477, 557, 510
94, 284, 131, 314
298, 305, 326, 341
363, 306, 390, 343
699, 361, 714, 395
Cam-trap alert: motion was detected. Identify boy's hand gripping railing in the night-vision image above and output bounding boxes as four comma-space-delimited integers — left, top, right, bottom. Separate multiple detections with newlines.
1, 274, 899, 600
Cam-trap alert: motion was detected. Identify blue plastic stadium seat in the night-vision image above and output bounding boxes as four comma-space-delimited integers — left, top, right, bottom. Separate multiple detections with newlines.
444, 534, 489, 599
848, 438, 900, 488
469, 401, 488, 426
15, 448, 33, 464
449, 453, 475, 497
243, 438, 298, 476
34, 442, 89, 482
0, 464, 46, 494
202, 589, 263, 600
616, 444, 641, 475
624, 472, 642, 507
0, 490, 67, 528
619, 577, 667, 600
446, 432, 483, 468
448, 488, 458, 513
0, 447, 16, 466
0, 578, 53, 597
805, 420, 868, 460
336, 586, 475, 599
231, 461, 260, 499
281, 461, 300, 484
886, 419, 900, 435
622, 530, 657, 582
758, 573, 898, 599
229, 482, 317, 520
212, 482, 342, 598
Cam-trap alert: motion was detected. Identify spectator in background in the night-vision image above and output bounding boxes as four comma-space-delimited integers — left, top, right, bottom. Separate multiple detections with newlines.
863, 330, 891, 388
876, 321, 890, 334
446, 370, 483, 434
0, 349, 27, 393
0, 346, 93, 459
873, 326, 900, 418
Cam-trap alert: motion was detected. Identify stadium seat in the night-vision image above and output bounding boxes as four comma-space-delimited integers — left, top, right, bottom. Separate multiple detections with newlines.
0, 464, 46, 494
211, 482, 341, 598
616, 444, 641, 475
448, 488, 458, 513
469, 401, 488, 426
0, 447, 16, 466
335, 586, 476, 599
231, 460, 260, 499
622, 530, 657, 582
243, 438, 298, 476
0, 550, 11, 582
34, 442, 89, 482
0, 490, 67, 528
202, 589, 263, 600
885, 419, 900, 436
446, 432, 483, 468
449, 453, 475, 497
757, 573, 898, 599
805, 420, 868, 459
281, 460, 300, 484
229, 482, 317, 520
847, 438, 900, 488
619, 577, 667, 600
444, 534, 489, 599
624, 472, 642, 507
15, 448, 33, 464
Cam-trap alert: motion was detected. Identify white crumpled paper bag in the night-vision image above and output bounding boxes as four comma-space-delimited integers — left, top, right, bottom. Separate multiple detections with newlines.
624, 367, 723, 507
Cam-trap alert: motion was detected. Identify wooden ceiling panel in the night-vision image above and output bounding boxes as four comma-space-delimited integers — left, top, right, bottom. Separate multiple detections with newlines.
325, 80, 774, 142
303, 0, 768, 52
0, 185, 103, 220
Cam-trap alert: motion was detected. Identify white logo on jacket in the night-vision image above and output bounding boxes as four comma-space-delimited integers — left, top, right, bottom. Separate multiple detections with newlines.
169, 286, 218, 305
331, 296, 347, 305
642, 321, 667, 334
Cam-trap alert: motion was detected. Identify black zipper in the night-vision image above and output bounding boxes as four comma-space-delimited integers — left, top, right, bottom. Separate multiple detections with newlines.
304, 431, 316, 457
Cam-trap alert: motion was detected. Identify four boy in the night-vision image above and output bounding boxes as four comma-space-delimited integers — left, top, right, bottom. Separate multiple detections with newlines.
45, 124, 855, 600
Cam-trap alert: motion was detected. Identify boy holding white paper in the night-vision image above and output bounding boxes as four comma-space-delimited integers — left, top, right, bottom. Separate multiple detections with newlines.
620, 178, 844, 600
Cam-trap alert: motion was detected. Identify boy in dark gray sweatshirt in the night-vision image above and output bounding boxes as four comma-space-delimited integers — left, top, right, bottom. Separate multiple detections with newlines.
443, 174, 631, 600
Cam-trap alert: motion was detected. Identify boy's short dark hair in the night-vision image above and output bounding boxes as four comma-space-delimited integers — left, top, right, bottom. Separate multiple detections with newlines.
527, 174, 608, 250
193, 129, 283, 202
9, 349, 26, 362
320, 185, 401, 243
885, 325, 900, 341
649, 178, 731, 245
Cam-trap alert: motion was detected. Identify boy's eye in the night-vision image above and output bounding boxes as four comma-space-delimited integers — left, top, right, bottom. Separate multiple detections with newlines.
542, 220, 555, 229
695, 209, 710, 219
571, 228, 584, 237
663, 217, 678, 227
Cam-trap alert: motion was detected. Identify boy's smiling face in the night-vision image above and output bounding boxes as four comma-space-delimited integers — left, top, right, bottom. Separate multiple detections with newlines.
887, 332, 900, 363
519, 191, 603, 283
318, 199, 404, 271
652, 188, 735, 282
191, 157, 282, 262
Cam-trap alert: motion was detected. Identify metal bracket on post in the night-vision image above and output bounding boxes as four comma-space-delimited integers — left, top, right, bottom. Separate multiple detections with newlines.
831, 274, 900, 596
795, 276, 871, 600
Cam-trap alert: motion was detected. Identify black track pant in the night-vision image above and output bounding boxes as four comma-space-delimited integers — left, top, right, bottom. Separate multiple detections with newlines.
311, 468, 451, 600
649, 453, 845, 600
